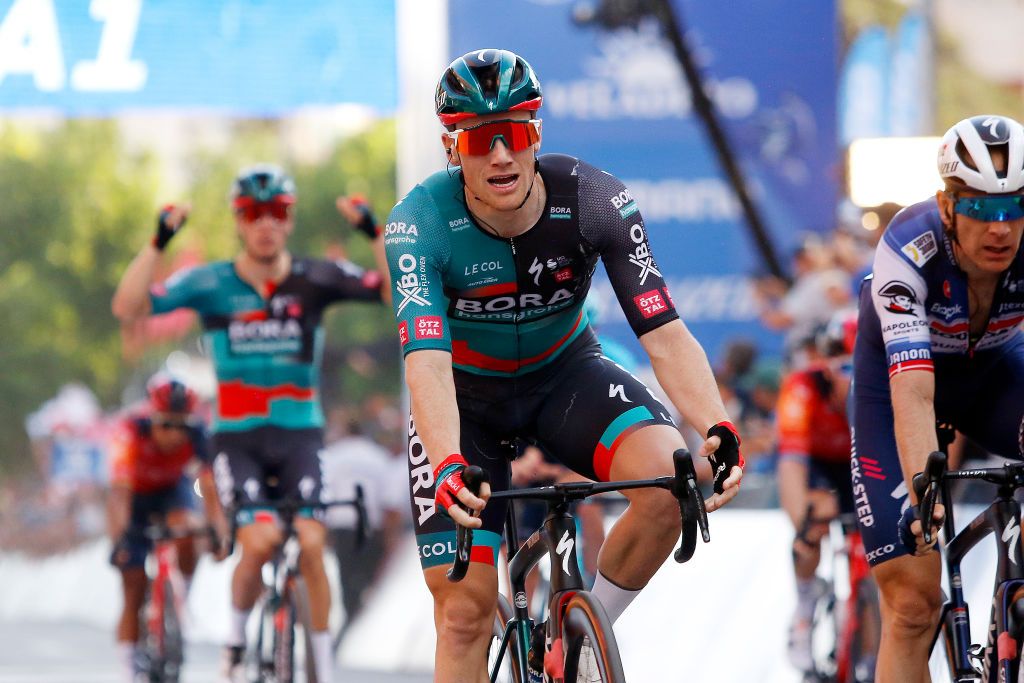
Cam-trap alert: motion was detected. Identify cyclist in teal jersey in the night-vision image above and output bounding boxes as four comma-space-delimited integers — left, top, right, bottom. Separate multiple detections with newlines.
386, 49, 744, 682
112, 166, 388, 683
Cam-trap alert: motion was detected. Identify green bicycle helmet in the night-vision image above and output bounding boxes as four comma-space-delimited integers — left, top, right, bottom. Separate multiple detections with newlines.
229, 164, 296, 207
435, 49, 543, 127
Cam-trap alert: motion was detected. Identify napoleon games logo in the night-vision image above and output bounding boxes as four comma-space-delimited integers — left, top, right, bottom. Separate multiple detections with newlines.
878, 280, 918, 316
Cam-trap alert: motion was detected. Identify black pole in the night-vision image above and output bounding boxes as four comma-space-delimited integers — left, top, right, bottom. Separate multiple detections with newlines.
654, 0, 788, 282
572, 0, 789, 283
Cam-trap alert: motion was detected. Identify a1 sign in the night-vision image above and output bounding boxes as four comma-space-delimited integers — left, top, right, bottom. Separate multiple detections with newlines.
0, 0, 146, 92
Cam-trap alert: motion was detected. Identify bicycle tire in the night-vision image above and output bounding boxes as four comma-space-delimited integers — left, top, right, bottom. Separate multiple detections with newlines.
158, 577, 184, 683
560, 591, 625, 683
273, 592, 297, 683
807, 585, 838, 680
292, 576, 319, 683
489, 593, 524, 683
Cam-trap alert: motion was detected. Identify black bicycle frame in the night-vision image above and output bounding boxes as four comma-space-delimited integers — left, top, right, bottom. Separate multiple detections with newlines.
491, 498, 588, 683
934, 482, 1024, 680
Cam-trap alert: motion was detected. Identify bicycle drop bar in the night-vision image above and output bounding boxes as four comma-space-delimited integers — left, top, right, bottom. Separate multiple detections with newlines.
447, 449, 711, 582
912, 451, 948, 546
227, 489, 368, 556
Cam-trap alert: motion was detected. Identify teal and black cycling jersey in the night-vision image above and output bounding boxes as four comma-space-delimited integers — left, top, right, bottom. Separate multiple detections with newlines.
384, 153, 678, 376
150, 258, 382, 433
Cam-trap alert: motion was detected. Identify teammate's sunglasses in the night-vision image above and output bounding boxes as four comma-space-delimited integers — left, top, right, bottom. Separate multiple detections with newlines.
950, 193, 1024, 222
234, 200, 293, 222
446, 119, 541, 156
153, 418, 190, 431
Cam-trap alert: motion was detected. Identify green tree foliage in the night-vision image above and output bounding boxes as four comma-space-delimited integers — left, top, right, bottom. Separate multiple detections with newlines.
0, 117, 400, 472
0, 120, 159, 471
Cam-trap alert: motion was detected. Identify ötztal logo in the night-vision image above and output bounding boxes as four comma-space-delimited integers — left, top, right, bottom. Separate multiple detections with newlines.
634, 289, 667, 318
395, 254, 429, 314
627, 224, 661, 285
414, 316, 443, 339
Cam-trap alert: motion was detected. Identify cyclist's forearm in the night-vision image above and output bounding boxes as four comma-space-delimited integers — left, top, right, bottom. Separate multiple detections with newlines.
106, 486, 131, 540
405, 350, 461, 471
641, 320, 731, 434
370, 234, 392, 306
112, 245, 160, 321
891, 370, 938, 504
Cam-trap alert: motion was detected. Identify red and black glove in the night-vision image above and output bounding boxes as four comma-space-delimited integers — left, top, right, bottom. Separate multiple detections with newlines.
348, 195, 380, 239
707, 421, 744, 494
434, 453, 470, 518
152, 204, 185, 251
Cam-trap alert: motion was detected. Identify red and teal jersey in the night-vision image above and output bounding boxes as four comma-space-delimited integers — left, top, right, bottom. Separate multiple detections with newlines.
150, 258, 382, 432
384, 154, 678, 376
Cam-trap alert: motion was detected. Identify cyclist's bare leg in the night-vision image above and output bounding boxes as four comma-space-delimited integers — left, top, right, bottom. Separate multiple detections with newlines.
598, 424, 684, 589
117, 567, 147, 642
233, 520, 281, 609
872, 552, 942, 683
294, 517, 331, 631
165, 508, 198, 577
423, 562, 497, 683
777, 460, 836, 579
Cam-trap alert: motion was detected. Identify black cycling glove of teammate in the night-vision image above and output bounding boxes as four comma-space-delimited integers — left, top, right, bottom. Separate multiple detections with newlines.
348, 196, 380, 239
707, 420, 743, 494
153, 205, 185, 251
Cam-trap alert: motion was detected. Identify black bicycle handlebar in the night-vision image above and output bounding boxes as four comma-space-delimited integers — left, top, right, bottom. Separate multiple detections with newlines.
227, 494, 368, 556
912, 451, 948, 546
447, 449, 710, 582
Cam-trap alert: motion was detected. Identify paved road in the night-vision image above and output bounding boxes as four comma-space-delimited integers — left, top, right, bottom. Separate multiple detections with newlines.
0, 621, 432, 683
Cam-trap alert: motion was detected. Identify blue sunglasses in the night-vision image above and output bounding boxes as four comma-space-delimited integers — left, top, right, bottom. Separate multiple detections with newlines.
951, 193, 1024, 222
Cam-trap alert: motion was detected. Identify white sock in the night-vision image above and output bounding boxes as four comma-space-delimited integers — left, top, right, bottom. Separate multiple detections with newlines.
310, 629, 334, 683
227, 606, 251, 647
117, 641, 136, 683
590, 572, 641, 625
795, 576, 816, 621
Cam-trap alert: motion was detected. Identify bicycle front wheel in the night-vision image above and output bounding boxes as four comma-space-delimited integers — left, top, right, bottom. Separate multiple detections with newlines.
291, 576, 319, 683
489, 593, 524, 683
273, 591, 297, 683
561, 591, 625, 683
158, 577, 184, 683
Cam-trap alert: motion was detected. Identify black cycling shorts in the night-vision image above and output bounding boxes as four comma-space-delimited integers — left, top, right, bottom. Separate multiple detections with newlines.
211, 426, 324, 525
407, 334, 676, 569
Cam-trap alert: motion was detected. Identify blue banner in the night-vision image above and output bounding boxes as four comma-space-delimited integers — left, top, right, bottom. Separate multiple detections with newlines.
0, 0, 396, 114
448, 0, 838, 361
838, 26, 890, 144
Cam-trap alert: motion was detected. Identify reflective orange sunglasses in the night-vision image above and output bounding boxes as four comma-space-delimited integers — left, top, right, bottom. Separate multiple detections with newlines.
446, 119, 541, 156
233, 199, 293, 222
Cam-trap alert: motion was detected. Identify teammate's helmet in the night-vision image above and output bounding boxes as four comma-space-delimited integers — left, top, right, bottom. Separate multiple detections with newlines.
147, 376, 198, 414
229, 164, 296, 208
816, 309, 858, 358
435, 49, 543, 127
938, 115, 1024, 194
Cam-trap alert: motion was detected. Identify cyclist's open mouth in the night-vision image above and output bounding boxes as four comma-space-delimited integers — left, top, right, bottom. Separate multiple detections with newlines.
487, 173, 519, 191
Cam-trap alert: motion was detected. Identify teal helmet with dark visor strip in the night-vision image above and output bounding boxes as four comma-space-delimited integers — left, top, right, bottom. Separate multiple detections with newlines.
229, 164, 296, 207
435, 49, 543, 127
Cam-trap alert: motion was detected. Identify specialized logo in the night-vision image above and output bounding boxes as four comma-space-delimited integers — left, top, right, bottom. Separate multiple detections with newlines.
555, 530, 575, 575
628, 224, 661, 284
395, 253, 429, 314
1003, 518, 1020, 565
900, 232, 937, 267
878, 280, 918, 316
298, 476, 316, 500
414, 316, 443, 339
528, 257, 544, 286
609, 384, 631, 403
634, 289, 668, 318
980, 116, 1008, 143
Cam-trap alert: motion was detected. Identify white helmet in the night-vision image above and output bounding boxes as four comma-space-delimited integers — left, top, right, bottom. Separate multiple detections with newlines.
937, 115, 1024, 193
